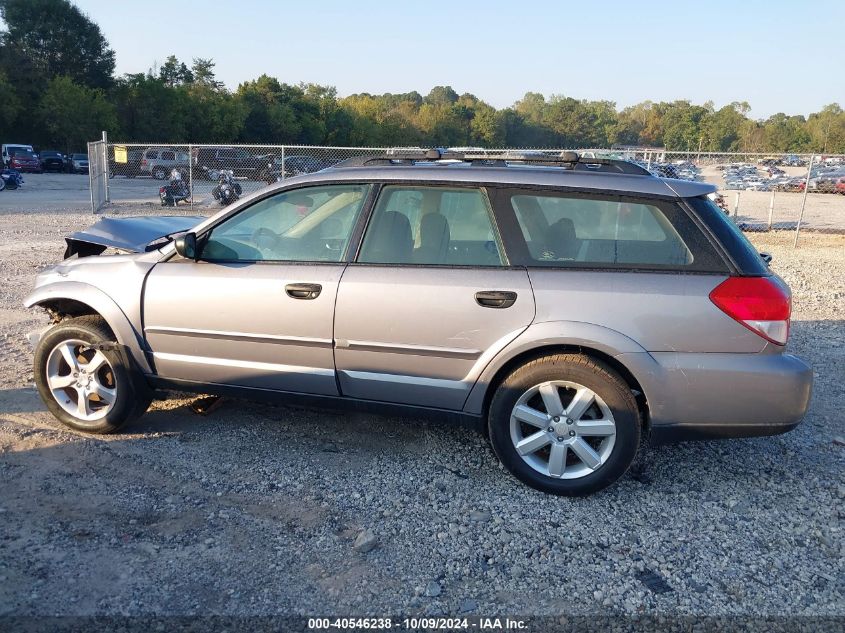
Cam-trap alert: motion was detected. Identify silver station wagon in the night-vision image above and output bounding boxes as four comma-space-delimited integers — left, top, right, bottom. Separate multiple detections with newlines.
25, 150, 812, 495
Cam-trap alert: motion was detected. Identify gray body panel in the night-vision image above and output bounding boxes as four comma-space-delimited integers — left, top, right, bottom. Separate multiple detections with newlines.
143, 260, 341, 395
528, 270, 765, 353
621, 351, 813, 430
65, 215, 203, 253
333, 266, 534, 408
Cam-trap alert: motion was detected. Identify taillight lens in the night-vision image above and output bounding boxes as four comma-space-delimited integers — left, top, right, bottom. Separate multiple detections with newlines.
709, 276, 791, 345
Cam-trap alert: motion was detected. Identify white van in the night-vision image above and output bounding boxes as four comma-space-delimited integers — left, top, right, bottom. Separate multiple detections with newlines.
2, 143, 35, 166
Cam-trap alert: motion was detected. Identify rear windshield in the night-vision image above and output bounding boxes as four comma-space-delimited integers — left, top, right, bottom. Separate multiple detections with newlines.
686, 196, 768, 275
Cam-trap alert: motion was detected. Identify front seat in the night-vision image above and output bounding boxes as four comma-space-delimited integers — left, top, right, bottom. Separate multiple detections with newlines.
548, 217, 580, 260
414, 213, 450, 264
359, 210, 413, 263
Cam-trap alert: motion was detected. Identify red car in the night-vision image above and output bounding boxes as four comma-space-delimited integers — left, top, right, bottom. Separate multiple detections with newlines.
9, 150, 42, 173
836, 177, 845, 195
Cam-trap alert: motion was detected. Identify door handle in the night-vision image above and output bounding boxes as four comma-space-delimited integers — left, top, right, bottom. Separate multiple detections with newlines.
285, 283, 322, 300
475, 290, 517, 309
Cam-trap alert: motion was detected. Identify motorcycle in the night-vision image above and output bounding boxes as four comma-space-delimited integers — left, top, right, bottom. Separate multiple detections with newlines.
211, 169, 242, 206
260, 159, 282, 185
0, 168, 24, 191
159, 168, 191, 207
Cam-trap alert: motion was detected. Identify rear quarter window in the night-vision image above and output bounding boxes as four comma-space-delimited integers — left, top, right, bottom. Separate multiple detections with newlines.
686, 195, 768, 275
496, 189, 728, 273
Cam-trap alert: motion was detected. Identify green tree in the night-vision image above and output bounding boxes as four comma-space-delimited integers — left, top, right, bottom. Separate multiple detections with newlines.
806, 103, 845, 153
0, 0, 115, 89
39, 76, 117, 151
424, 85, 458, 106
0, 71, 21, 138
159, 55, 193, 87
191, 58, 222, 91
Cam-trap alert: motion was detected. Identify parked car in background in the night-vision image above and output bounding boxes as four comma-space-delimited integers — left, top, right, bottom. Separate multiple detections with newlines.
39, 150, 68, 173
141, 147, 190, 180
8, 150, 43, 173
193, 147, 267, 180
835, 177, 845, 195
2, 143, 34, 167
109, 149, 144, 178
70, 154, 89, 174
24, 149, 812, 497
773, 178, 806, 192
809, 170, 845, 193
257, 154, 336, 182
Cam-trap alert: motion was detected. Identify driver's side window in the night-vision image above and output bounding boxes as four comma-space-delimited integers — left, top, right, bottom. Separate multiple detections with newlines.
202, 184, 371, 262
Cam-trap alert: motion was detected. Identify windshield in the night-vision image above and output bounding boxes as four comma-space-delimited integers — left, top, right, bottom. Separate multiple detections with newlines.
72, 154, 88, 160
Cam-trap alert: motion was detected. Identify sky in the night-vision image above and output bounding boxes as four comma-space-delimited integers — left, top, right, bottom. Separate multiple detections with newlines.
71, 0, 844, 119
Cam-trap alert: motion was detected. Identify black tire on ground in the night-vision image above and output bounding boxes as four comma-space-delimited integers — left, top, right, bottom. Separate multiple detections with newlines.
488, 353, 641, 496
33, 316, 152, 434
152, 167, 167, 180
0, 178, 5, 192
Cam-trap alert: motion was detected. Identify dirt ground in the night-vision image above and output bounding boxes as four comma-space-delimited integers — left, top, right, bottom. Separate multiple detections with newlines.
0, 208, 843, 619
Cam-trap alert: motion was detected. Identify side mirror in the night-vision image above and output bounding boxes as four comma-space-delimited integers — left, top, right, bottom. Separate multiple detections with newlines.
174, 232, 198, 260
759, 251, 772, 265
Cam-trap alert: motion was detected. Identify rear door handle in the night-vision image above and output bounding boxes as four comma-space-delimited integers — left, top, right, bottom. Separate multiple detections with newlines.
475, 290, 517, 309
285, 283, 322, 300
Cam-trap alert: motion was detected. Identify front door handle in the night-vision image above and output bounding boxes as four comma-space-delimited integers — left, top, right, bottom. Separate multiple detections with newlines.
285, 283, 322, 300
475, 290, 517, 309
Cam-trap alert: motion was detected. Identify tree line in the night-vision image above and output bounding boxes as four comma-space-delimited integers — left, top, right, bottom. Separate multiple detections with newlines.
1, 0, 844, 154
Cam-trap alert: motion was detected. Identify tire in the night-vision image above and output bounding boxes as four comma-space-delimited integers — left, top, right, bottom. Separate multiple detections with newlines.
488, 353, 640, 496
33, 316, 152, 434
0, 178, 5, 192
152, 167, 167, 180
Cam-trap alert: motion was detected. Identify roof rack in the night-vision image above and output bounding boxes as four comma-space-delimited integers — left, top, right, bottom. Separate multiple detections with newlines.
331, 149, 652, 175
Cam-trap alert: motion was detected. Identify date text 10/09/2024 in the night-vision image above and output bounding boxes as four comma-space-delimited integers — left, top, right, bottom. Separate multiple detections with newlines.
307, 617, 529, 630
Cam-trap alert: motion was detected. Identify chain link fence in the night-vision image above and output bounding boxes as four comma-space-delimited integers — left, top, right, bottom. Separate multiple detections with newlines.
87, 135, 109, 213
90, 142, 845, 242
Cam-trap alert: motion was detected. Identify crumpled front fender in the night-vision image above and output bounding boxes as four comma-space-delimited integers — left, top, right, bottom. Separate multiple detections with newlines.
24, 281, 152, 374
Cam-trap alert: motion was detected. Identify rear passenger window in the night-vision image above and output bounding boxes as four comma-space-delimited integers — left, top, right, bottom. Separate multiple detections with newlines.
358, 186, 504, 266
509, 193, 694, 268
161, 151, 175, 160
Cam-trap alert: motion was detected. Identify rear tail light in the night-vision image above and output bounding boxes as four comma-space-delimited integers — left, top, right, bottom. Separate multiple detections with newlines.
142, 159, 147, 166
709, 276, 791, 345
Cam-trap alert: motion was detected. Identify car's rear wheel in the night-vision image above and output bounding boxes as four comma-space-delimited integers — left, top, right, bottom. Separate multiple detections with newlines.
152, 167, 167, 180
488, 353, 640, 496
33, 316, 151, 434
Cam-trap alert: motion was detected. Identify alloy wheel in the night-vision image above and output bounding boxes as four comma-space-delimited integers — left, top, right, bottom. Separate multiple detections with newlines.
45, 339, 117, 423
509, 380, 616, 479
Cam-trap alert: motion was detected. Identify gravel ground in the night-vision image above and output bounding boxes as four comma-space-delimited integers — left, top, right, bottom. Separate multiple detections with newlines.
0, 208, 843, 620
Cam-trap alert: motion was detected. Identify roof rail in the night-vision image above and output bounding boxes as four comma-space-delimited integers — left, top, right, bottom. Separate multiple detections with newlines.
330, 149, 652, 175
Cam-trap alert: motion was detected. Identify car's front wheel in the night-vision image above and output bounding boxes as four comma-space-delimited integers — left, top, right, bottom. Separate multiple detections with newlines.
33, 316, 151, 434
488, 353, 640, 496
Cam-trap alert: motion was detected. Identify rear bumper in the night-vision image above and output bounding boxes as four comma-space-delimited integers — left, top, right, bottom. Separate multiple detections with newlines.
618, 351, 813, 443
